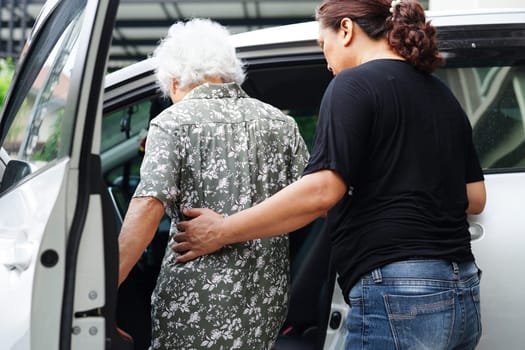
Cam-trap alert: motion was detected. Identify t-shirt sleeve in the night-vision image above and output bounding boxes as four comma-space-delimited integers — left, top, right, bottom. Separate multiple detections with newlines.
133, 119, 180, 208
303, 72, 373, 189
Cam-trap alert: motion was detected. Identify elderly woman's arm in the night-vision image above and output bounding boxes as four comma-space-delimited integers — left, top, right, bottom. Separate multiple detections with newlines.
174, 170, 347, 262
118, 196, 165, 286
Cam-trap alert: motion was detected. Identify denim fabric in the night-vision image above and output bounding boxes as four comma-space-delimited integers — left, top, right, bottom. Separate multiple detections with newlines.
344, 259, 481, 350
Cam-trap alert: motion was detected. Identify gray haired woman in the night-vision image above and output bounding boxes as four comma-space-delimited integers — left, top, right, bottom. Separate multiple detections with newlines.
117, 19, 309, 349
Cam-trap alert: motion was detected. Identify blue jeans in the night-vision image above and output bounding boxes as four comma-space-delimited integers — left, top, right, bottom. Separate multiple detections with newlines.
345, 259, 482, 350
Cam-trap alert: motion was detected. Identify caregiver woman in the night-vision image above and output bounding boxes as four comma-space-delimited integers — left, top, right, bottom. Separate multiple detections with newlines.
174, 1, 486, 349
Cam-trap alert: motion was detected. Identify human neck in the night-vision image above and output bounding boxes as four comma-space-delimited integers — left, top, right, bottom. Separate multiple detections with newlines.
357, 39, 404, 65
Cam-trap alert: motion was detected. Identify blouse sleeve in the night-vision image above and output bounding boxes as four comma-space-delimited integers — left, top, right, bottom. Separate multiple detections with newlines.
133, 119, 180, 209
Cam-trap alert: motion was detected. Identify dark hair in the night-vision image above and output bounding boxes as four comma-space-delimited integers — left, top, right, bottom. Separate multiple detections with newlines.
315, 0, 445, 73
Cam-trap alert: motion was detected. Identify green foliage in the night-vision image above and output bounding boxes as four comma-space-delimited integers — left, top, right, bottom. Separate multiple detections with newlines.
0, 58, 16, 109
32, 110, 64, 162
292, 112, 318, 151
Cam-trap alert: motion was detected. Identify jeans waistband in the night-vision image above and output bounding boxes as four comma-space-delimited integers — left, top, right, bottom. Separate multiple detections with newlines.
368, 259, 480, 283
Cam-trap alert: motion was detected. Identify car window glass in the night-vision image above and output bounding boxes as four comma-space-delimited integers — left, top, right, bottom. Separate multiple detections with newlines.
102, 96, 171, 201
1, 6, 86, 173
105, 155, 142, 201
436, 65, 525, 171
102, 100, 152, 153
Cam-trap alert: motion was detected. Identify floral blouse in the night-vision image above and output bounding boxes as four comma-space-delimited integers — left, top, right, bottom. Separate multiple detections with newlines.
134, 82, 309, 349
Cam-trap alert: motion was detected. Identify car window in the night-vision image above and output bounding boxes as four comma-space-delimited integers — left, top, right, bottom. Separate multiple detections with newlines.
105, 154, 142, 199
436, 65, 525, 171
242, 61, 332, 152
0, 2, 86, 179
260, 63, 525, 171
102, 100, 152, 153
102, 96, 171, 200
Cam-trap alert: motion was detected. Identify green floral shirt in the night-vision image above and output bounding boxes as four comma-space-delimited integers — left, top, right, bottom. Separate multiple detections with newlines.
134, 82, 309, 349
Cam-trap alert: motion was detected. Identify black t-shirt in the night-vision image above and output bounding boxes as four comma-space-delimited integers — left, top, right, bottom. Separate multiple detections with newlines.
303, 59, 484, 301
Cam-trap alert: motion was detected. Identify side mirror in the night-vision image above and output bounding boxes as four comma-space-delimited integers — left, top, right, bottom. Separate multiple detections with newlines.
0, 159, 32, 194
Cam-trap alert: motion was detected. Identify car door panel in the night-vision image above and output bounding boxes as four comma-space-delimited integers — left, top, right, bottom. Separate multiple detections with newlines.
0, 159, 68, 349
0, 0, 121, 349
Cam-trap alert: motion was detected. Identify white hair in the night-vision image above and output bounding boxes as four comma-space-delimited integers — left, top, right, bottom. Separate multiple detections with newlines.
153, 18, 245, 96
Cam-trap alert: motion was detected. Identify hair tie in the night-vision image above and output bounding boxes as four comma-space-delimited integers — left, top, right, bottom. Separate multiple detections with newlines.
389, 0, 402, 14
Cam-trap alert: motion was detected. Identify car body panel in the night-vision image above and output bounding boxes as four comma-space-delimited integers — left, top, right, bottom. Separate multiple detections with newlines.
470, 172, 525, 349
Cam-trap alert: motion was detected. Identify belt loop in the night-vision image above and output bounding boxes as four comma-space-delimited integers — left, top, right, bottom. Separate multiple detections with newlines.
452, 261, 459, 275
371, 267, 382, 283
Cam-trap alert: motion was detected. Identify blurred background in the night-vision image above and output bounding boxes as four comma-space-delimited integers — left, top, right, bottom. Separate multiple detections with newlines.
2, 0, 525, 68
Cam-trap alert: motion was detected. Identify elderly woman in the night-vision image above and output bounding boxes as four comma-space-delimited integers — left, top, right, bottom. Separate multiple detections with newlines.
117, 19, 309, 349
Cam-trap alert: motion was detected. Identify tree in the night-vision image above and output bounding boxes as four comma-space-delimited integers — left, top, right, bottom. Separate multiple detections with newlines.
0, 58, 15, 110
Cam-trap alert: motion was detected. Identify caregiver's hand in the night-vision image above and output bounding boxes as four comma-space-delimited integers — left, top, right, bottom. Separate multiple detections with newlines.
173, 208, 226, 262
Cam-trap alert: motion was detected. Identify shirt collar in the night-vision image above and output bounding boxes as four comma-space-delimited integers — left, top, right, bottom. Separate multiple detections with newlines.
184, 82, 248, 100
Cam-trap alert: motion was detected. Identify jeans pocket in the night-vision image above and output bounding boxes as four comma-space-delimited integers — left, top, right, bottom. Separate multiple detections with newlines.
384, 289, 455, 350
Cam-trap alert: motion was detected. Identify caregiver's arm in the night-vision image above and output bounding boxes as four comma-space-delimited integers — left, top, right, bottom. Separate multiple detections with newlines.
466, 180, 486, 215
174, 169, 346, 262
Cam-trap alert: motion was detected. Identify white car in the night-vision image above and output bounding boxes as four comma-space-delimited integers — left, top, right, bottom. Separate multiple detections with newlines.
0, 1, 524, 349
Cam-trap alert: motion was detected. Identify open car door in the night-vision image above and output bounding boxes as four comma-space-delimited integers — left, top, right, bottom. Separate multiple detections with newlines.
0, 0, 125, 349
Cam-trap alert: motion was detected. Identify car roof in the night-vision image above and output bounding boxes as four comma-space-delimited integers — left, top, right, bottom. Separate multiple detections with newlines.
105, 8, 525, 90
229, 8, 525, 49
427, 8, 525, 26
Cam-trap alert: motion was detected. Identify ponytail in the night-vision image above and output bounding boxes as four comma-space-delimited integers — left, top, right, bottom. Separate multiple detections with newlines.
385, 0, 445, 73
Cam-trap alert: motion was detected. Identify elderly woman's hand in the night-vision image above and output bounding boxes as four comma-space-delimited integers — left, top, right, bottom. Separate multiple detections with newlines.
173, 208, 226, 262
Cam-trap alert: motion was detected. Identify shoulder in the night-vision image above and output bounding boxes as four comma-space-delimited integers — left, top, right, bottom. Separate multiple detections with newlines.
424, 73, 465, 111
330, 61, 395, 92
325, 66, 377, 104
151, 100, 204, 127
243, 97, 297, 124
427, 73, 455, 95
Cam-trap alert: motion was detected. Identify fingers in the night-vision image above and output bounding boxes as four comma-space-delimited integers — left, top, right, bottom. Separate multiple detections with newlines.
171, 208, 224, 263
176, 221, 185, 232
172, 241, 191, 252
175, 251, 199, 263
182, 207, 209, 219
172, 232, 187, 242
116, 327, 133, 343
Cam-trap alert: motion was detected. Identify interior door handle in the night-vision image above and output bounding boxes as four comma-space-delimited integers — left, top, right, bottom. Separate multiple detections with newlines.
468, 222, 484, 241
0, 229, 33, 272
